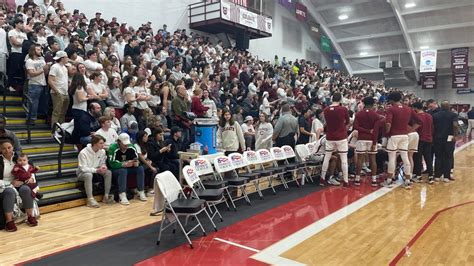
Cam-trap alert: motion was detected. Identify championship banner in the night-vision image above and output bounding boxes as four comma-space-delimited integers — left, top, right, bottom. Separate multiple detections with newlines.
279, 0, 293, 9
332, 53, 341, 70
419, 50, 437, 73
421, 73, 437, 89
452, 72, 469, 89
451, 47, 469, 73
321, 35, 331, 53
295, 2, 307, 21
221, 2, 272, 34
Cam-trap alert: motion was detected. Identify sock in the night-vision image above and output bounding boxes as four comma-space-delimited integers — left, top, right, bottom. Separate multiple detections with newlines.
372, 176, 377, 182
355, 175, 360, 181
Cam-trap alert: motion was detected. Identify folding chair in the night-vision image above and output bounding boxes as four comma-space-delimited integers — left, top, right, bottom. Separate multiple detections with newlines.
257, 149, 289, 190
228, 152, 264, 199
243, 150, 277, 195
190, 158, 236, 210
270, 147, 300, 187
155, 171, 217, 249
182, 165, 226, 223
282, 145, 313, 184
213, 156, 251, 206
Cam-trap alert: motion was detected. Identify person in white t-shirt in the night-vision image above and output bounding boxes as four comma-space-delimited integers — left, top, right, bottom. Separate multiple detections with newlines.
48, 51, 70, 127
25, 44, 49, 125
255, 113, 273, 150
84, 50, 103, 76
87, 72, 109, 110
0, 12, 8, 74
7, 18, 28, 90
95, 116, 119, 149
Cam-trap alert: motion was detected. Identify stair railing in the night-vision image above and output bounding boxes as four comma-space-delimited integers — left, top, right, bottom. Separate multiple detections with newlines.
52, 122, 65, 178
22, 93, 32, 144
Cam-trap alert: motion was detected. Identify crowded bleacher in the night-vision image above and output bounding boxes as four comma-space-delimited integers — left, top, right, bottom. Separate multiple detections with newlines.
0, 0, 464, 234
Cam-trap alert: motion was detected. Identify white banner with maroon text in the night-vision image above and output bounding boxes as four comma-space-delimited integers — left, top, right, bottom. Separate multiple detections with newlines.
221, 1, 272, 34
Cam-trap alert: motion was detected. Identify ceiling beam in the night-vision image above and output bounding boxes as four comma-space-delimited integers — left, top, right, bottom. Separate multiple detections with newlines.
352, 69, 384, 75
400, 1, 474, 16
337, 31, 402, 43
300, 0, 353, 75
413, 42, 474, 52
407, 21, 474, 33
346, 49, 409, 59
314, 0, 371, 12
389, 0, 419, 81
327, 12, 395, 27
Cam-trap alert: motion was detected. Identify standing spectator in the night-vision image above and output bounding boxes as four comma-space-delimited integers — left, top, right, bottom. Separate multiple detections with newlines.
217, 109, 245, 155
412, 102, 434, 184
172, 85, 192, 144
48, 50, 69, 127
8, 18, 28, 91
241, 116, 255, 150
432, 101, 459, 182
466, 106, 474, 141
296, 108, 313, 145
272, 104, 298, 148
320, 93, 350, 186
25, 44, 49, 125
77, 135, 113, 208
255, 113, 273, 150
108, 133, 147, 205
201, 88, 217, 118
0, 12, 7, 76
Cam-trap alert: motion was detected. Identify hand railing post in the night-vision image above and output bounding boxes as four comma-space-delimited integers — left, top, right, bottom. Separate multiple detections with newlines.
52, 122, 64, 178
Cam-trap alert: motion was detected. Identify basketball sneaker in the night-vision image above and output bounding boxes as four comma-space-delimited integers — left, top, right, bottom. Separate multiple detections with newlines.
381, 179, 393, 188
411, 176, 422, 183
428, 176, 434, 184
403, 180, 412, 190
327, 178, 341, 186
354, 176, 361, 186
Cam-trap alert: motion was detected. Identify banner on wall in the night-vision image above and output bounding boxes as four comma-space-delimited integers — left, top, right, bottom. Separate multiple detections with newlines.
451, 47, 469, 73
321, 35, 331, 53
278, 0, 293, 9
452, 73, 469, 89
421, 73, 437, 89
295, 2, 307, 21
332, 53, 341, 70
419, 50, 437, 73
221, 2, 272, 34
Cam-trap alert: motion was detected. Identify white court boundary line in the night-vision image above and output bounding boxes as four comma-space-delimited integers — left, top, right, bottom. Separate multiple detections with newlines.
250, 140, 473, 266
214, 237, 261, 253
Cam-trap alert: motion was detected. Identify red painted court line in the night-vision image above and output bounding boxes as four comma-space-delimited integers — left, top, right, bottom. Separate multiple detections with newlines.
136, 181, 379, 266
389, 201, 474, 266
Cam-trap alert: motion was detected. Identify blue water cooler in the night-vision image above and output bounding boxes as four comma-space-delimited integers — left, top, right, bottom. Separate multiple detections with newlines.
194, 118, 218, 154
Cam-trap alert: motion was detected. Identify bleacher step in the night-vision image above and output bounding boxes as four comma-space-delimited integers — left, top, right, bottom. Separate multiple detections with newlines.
36, 158, 78, 172
23, 143, 75, 155
29, 150, 78, 161
38, 188, 84, 206
6, 118, 47, 125
36, 168, 77, 180
39, 177, 80, 193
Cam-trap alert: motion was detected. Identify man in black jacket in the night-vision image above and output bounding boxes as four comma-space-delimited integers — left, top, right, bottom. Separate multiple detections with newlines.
72, 102, 101, 145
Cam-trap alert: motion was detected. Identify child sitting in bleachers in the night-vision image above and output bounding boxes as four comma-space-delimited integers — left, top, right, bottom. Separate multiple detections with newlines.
11, 153, 42, 200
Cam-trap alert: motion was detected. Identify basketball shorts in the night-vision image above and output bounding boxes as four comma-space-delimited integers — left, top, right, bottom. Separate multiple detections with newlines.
325, 139, 348, 153
355, 140, 377, 154
408, 132, 419, 152
387, 135, 408, 152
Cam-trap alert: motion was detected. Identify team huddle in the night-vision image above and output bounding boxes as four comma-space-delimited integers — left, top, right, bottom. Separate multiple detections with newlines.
318, 91, 458, 189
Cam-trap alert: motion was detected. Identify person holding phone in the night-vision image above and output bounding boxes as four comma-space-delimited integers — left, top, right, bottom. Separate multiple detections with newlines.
108, 133, 146, 205
147, 128, 178, 178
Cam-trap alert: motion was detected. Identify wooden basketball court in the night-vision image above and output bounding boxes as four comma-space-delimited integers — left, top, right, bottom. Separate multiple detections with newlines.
2, 142, 473, 266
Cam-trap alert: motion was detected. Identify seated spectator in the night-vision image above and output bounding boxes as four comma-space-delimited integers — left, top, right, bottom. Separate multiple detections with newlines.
0, 115, 22, 154
120, 103, 137, 130
95, 116, 119, 149
108, 133, 146, 205
77, 135, 113, 208
163, 127, 185, 178
123, 120, 139, 144
11, 153, 41, 200
241, 116, 256, 150
156, 105, 170, 134
72, 102, 102, 146
0, 138, 36, 232
191, 88, 209, 118
103, 107, 121, 133
147, 128, 177, 177
106, 76, 125, 118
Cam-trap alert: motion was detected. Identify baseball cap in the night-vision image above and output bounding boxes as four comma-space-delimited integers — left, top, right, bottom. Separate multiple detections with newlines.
244, 116, 253, 122
144, 128, 152, 136
118, 133, 131, 145
128, 120, 138, 129
53, 51, 68, 60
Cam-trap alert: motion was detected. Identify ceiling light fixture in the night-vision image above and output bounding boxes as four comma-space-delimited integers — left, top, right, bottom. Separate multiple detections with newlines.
404, 3, 416, 8
419, 45, 429, 50
359, 52, 368, 56
338, 14, 349, 20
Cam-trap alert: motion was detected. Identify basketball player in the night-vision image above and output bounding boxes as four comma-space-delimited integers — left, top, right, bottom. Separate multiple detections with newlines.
383, 92, 421, 188
353, 96, 384, 187
320, 93, 350, 186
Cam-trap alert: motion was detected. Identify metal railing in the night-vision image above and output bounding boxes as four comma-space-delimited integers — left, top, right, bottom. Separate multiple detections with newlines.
52, 122, 65, 178
22, 93, 32, 144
